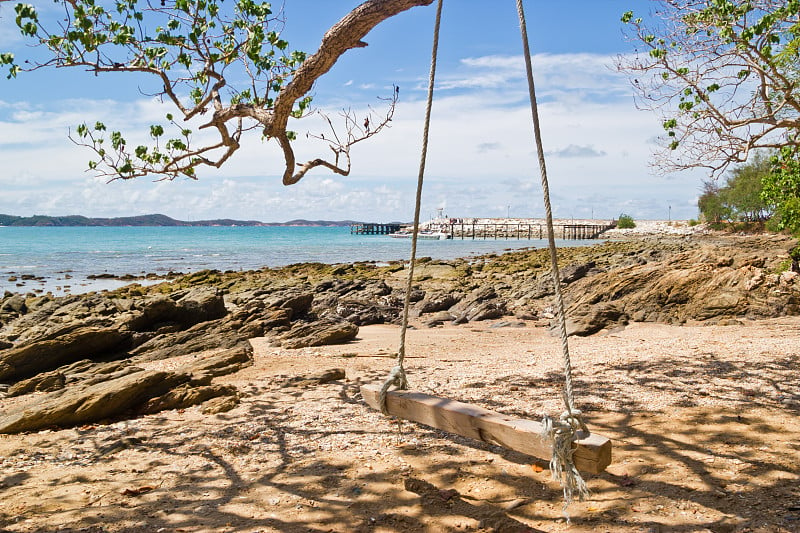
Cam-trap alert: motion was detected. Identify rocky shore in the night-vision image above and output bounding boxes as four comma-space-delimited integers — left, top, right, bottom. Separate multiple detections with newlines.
1, 232, 798, 434
2, 231, 800, 532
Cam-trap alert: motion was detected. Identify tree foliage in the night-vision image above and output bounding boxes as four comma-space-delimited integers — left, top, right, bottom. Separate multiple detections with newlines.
1, 0, 434, 184
698, 180, 731, 224
724, 150, 772, 221
618, 0, 800, 178
617, 213, 636, 229
698, 151, 773, 224
762, 146, 800, 233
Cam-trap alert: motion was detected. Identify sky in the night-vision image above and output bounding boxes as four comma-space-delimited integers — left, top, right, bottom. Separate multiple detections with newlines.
0, 0, 708, 223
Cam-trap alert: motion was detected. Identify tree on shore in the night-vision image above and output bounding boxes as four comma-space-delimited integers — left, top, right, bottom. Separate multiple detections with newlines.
698, 152, 773, 225
1, 0, 434, 184
762, 147, 800, 232
698, 180, 731, 225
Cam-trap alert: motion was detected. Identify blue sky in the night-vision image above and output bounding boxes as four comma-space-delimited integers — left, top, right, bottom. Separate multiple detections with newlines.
0, 1, 706, 222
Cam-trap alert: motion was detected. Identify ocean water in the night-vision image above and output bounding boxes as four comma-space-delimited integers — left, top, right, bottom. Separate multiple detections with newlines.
0, 226, 591, 295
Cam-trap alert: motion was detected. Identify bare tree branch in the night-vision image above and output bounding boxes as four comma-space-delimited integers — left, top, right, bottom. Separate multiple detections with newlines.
618, 0, 800, 177
5, 0, 434, 184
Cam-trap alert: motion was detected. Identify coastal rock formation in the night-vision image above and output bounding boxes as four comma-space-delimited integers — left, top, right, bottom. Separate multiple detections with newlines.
561, 235, 800, 335
1, 233, 799, 433
0, 326, 132, 382
0, 345, 252, 434
278, 317, 359, 349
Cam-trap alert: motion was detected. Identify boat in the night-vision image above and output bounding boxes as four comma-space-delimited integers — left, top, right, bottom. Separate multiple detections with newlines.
389, 230, 451, 240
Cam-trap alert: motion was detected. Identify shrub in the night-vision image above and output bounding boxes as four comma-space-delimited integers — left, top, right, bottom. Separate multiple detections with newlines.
617, 213, 636, 229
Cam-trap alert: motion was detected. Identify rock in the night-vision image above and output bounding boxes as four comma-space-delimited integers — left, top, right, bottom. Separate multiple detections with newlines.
137, 383, 239, 415
449, 287, 498, 317
7, 371, 66, 396
0, 369, 184, 434
128, 319, 250, 362
333, 299, 392, 326
565, 303, 627, 336
260, 308, 293, 329
456, 300, 507, 323
173, 287, 228, 325
489, 320, 526, 328
171, 345, 254, 382
0, 327, 132, 382
408, 289, 426, 303
560, 262, 597, 284
413, 292, 461, 316
283, 368, 346, 387
1, 294, 27, 314
123, 288, 226, 331
268, 290, 314, 317
279, 318, 358, 349
202, 394, 240, 414
424, 311, 455, 328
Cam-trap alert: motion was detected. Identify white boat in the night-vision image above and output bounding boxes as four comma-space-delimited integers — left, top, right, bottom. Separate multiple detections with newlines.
389, 230, 451, 240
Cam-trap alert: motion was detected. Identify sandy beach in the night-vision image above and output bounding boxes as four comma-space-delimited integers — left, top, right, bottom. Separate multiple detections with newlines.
1, 314, 798, 532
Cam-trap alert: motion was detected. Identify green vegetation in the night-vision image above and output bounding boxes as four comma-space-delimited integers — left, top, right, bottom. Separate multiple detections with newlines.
698, 153, 773, 227
762, 147, 800, 235
617, 214, 636, 229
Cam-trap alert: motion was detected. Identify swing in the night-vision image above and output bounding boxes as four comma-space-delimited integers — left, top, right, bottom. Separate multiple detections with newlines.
360, 0, 612, 492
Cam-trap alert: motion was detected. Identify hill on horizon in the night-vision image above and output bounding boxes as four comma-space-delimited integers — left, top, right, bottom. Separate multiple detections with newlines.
0, 214, 368, 227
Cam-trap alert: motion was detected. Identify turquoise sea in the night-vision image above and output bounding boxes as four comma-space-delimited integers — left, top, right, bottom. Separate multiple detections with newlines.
0, 226, 591, 295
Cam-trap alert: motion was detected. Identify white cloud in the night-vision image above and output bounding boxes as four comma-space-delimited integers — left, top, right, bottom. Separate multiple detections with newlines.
0, 50, 707, 222
547, 144, 607, 158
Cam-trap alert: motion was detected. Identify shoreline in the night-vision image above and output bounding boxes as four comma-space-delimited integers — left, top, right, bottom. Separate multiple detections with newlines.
1, 221, 707, 297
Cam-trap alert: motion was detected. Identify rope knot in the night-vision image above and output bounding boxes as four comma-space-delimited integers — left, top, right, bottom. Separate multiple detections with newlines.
378, 365, 409, 415
541, 409, 590, 519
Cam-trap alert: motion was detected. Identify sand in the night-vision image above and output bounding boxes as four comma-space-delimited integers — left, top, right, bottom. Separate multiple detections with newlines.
1, 317, 799, 532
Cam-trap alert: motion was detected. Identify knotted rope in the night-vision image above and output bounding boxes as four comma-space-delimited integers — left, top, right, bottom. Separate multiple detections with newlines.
379, 0, 444, 414
515, 0, 590, 512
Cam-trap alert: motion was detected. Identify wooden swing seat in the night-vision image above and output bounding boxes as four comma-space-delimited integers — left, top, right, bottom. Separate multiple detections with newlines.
361, 383, 612, 474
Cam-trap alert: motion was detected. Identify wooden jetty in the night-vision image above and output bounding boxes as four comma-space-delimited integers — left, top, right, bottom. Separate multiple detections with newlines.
351, 219, 617, 240
426, 219, 616, 240
350, 223, 402, 235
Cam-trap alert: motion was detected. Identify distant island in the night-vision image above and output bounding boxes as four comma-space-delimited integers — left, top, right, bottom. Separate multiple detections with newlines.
0, 214, 368, 227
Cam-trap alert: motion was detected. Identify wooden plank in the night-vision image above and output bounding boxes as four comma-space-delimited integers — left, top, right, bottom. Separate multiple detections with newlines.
360, 383, 611, 474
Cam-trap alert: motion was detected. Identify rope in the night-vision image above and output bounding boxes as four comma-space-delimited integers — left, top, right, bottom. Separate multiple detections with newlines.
541, 409, 589, 508
515, 0, 589, 512
380, 0, 444, 414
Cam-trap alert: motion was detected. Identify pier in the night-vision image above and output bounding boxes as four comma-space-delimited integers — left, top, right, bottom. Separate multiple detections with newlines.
425, 219, 617, 240
351, 219, 617, 240
350, 223, 402, 235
